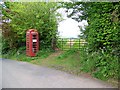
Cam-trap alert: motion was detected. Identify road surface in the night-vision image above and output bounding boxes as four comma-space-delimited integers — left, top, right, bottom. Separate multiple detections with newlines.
1, 58, 117, 88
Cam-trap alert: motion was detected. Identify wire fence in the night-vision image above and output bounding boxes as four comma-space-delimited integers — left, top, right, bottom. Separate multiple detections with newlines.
57, 38, 87, 50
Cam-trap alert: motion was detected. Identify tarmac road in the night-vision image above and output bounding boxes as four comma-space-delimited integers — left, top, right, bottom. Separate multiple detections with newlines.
1, 58, 117, 88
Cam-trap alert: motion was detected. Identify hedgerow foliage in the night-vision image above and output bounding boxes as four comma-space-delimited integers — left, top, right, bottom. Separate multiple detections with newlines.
83, 3, 119, 80
64, 2, 120, 80
84, 2, 120, 80
2, 2, 58, 53
85, 3, 120, 55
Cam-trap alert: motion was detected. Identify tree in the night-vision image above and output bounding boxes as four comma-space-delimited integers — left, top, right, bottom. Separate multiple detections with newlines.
2, 2, 59, 52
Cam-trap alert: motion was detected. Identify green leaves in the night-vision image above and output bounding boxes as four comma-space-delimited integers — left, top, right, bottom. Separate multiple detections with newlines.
2, 2, 58, 49
64, 2, 119, 80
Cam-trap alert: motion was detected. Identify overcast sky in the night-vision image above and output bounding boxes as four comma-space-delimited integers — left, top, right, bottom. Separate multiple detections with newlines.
57, 8, 88, 38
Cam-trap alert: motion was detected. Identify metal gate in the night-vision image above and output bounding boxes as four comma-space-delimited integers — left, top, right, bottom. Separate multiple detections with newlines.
57, 38, 87, 50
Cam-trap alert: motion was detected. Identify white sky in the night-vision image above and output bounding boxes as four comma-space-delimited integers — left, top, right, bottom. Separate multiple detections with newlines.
58, 18, 80, 38
57, 8, 88, 38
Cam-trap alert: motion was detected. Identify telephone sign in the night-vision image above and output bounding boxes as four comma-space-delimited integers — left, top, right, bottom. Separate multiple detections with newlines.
26, 29, 39, 57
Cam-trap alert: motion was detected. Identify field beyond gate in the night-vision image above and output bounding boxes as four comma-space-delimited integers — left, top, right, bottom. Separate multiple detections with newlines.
57, 38, 87, 50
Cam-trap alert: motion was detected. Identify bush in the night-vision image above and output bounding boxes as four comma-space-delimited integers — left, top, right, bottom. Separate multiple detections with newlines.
2, 49, 17, 59
93, 52, 118, 80
80, 48, 118, 80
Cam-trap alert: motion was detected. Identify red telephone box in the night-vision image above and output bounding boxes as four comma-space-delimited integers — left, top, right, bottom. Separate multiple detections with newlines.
26, 29, 39, 57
